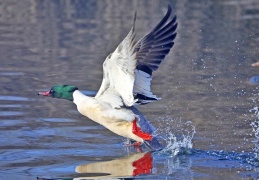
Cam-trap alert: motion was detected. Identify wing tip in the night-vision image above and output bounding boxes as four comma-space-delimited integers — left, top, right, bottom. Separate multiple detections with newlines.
167, 4, 172, 12
132, 11, 137, 31
134, 93, 162, 105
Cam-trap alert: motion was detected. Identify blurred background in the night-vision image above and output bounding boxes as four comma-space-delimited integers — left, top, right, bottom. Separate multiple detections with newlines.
0, 0, 259, 179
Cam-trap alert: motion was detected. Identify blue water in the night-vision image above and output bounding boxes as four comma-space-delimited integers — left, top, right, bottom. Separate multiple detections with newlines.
1, 0, 259, 179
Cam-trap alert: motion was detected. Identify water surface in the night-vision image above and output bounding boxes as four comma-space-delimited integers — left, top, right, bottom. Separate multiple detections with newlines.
0, 0, 259, 179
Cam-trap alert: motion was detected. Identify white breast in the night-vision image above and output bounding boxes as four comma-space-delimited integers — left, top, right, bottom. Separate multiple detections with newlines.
73, 90, 135, 122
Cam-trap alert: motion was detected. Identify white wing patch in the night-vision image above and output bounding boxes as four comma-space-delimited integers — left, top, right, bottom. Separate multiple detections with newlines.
133, 70, 157, 98
95, 26, 137, 108
134, 70, 161, 104
96, 88, 123, 109
134, 70, 152, 95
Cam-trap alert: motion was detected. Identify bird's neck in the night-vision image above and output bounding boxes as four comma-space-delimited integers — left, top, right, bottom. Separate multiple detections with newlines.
73, 90, 91, 105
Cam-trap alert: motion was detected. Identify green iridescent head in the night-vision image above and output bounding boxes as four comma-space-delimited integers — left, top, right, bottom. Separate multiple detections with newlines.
38, 84, 78, 101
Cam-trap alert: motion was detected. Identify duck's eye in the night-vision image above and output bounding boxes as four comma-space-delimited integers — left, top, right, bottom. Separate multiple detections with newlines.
50, 89, 54, 94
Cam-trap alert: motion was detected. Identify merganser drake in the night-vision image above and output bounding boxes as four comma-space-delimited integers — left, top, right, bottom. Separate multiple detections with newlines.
38, 5, 177, 150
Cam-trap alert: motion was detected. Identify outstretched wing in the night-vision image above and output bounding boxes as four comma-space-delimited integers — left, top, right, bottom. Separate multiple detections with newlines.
95, 16, 137, 108
134, 5, 177, 104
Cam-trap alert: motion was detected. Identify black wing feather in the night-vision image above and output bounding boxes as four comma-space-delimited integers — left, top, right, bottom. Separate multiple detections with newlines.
135, 5, 177, 74
133, 5, 177, 105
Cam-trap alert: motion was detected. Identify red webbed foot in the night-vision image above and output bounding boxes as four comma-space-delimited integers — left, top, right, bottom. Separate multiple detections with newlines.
132, 119, 152, 141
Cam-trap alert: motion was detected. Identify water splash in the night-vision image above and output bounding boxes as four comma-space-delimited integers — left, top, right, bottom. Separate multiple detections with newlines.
162, 131, 195, 156
157, 117, 196, 156
251, 121, 259, 158
248, 106, 259, 166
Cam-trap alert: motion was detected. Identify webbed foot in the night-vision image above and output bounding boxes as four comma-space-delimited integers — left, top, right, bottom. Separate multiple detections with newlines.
132, 119, 152, 141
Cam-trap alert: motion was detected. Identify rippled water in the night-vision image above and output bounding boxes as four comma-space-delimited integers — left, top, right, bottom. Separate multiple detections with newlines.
1, 0, 259, 179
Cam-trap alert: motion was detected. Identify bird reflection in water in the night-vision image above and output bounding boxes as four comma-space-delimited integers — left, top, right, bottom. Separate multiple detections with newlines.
37, 152, 152, 179
76, 152, 152, 178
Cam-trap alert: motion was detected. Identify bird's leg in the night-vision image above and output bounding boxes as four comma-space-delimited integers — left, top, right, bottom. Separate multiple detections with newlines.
132, 119, 152, 141
123, 140, 143, 152
132, 142, 142, 146
124, 140, 142, 146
